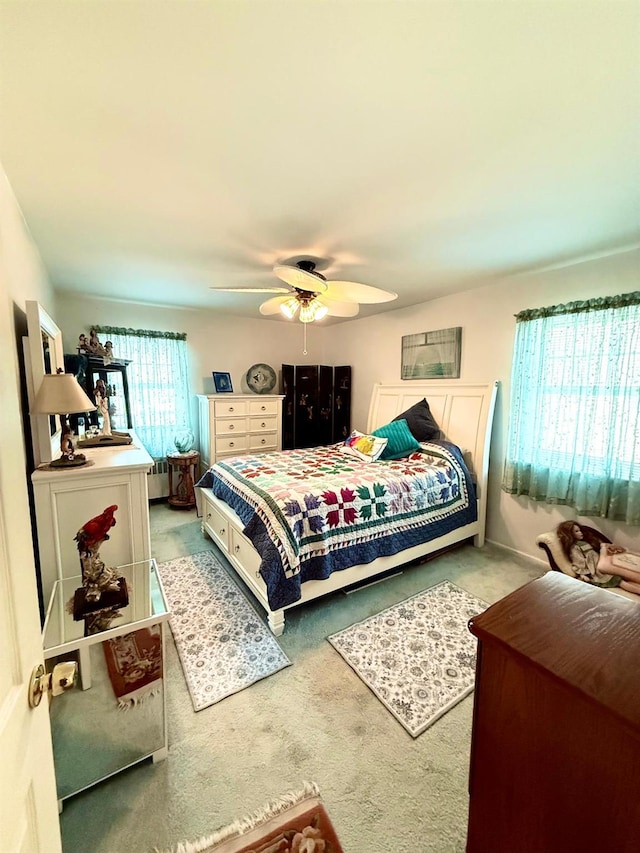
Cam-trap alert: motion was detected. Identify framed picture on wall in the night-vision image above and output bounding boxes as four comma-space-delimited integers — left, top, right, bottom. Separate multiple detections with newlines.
213, 371, 233, 393
401, 327, 462, 379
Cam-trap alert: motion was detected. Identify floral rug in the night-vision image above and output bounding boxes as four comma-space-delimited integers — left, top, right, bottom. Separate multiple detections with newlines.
327, 580, 487, 737
157, 551, 291, 712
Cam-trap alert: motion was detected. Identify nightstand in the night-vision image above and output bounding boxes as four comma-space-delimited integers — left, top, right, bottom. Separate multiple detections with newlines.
167, 450, 200, 508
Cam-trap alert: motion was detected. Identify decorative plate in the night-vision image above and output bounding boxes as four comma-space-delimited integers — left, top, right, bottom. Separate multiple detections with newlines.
245, 363, 277, 394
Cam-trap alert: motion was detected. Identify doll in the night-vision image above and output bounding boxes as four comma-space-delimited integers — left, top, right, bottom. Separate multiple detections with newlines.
556, 521, 640, 595
88, 328, 107, 356
95, 379, 112, 435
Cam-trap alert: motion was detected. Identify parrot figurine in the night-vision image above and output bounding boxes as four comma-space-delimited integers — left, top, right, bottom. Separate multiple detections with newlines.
74, 504, 118, 555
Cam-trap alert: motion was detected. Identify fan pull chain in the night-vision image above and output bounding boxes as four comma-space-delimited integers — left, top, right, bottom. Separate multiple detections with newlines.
303, 322, 308, 356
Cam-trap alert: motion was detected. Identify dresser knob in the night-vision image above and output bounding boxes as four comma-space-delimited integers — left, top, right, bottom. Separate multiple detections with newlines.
229, 442, 234, 447
261, 405, 266, 411
261, 438, 266, 444
261, 422, 266, 427
229, 424, 234, 430
234, 544, 241, 553
229, 406, 234, 412
220, 527, 226, 535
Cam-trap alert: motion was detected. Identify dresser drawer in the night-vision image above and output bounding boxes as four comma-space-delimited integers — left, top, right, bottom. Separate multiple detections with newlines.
215, 434, 249, 455
249, 433, 277, 452
249, 399, 279, 417
216, 418, 247, 436
214, 399, 248, 417
249, 415, 277, 432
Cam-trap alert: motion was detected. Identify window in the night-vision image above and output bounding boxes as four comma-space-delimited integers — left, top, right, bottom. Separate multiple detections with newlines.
502, 292, 640, 525
94, 326, 191, 460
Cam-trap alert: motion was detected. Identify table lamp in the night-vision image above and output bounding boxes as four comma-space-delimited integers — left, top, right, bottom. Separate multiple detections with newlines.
32, 369, 96, 467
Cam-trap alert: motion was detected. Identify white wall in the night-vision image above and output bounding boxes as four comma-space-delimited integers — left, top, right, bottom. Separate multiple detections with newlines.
54, 292, 330, 441
1, 165, 56, 613
1, 167, 55, 440
324, 248, 640, 559
53, 248, 640, 562
1, 170, 54, 314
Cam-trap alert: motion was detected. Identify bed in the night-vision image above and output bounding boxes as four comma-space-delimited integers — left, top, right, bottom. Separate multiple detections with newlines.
197, 381, 498, 635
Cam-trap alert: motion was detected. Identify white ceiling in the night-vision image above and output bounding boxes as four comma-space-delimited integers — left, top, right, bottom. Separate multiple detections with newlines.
1, 1, 639, 322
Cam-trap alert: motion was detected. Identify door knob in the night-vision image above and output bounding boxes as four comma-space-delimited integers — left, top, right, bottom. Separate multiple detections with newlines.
29, 661, 78, 708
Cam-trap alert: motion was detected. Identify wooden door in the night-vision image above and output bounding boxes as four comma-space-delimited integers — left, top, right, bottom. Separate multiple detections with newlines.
0, 288, 61, 849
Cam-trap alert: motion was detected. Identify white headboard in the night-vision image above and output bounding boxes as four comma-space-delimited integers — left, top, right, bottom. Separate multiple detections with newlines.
367, 381, 499, 516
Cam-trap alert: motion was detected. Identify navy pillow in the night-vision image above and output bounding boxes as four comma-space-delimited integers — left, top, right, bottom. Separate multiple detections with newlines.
393, 398, 442, 442
371, 419, 421, 460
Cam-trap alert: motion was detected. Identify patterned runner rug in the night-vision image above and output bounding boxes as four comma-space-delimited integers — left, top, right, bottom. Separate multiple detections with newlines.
328, 579, 487, 737
158, 551, 291, 711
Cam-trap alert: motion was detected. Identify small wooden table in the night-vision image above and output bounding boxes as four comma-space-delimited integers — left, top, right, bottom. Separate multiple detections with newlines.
167, 450, 199, 509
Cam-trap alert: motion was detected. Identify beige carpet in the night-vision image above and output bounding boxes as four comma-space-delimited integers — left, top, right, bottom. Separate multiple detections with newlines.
59, 503, 543, 853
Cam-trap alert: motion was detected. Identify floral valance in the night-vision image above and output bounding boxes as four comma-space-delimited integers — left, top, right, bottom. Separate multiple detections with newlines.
515, 291, 640, 323
93, 325, 187, 341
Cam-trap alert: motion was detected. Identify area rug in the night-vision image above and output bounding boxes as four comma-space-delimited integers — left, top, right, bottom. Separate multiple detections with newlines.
103, 625, 163, 709
157, 551, 291, 711
327, 579, 487, 737
156, 781, 344, 853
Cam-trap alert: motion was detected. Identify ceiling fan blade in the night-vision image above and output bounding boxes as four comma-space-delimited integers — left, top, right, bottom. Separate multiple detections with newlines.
210, 286, 291, 294
324, 281, 398, 304
321, 298, 360, 318
259, 295, 290, 315
273, 265, 328, 294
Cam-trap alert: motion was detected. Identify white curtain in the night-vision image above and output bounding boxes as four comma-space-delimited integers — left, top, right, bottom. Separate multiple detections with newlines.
95, 326, 191, 460
502, 292, 640, 525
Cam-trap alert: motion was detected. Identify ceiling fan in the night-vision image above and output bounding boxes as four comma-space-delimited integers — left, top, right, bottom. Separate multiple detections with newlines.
209, 259, 398, 324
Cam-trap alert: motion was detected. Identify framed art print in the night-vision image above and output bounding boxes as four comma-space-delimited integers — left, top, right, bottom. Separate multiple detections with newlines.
401, 327, 462, 379
213, 371, 233, 393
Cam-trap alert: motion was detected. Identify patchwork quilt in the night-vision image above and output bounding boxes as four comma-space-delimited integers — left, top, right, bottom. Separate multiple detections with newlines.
198, 441, 477, 609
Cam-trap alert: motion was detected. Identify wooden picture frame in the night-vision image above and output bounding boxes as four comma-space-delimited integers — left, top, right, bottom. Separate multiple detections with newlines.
401, 327, 462, 380
213, 371, 233, 393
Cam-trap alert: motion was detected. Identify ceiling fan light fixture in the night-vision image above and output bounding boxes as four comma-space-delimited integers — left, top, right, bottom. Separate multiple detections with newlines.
280, 297, 300, 320
313, 302, 328, 321
297, 298, 327, 324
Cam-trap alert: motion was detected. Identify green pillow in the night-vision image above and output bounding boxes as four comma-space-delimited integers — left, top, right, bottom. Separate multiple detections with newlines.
371, 419, 421, 460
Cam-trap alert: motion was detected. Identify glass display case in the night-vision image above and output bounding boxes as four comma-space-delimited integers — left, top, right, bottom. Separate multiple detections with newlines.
43, 559, 169, 808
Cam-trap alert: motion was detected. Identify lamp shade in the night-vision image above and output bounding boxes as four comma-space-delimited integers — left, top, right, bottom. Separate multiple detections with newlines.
32, 372, 96, 415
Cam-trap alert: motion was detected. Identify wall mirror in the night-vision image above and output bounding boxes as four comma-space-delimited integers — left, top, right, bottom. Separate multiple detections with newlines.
24, 300, 65, 466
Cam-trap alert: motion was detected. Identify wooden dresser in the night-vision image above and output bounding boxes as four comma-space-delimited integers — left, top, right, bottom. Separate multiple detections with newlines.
466, 572, 640, 853
197, 394, 285, 469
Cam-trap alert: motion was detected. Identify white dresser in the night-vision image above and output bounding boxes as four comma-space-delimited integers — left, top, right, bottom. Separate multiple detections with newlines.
197, 394, 285, 469
31, 432, 153, 606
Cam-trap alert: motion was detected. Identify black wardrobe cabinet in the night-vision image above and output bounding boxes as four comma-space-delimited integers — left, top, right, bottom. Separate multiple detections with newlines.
281, 365, 351, 450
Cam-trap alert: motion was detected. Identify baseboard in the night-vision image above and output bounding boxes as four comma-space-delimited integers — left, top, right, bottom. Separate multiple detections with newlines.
485, 537, 547, 568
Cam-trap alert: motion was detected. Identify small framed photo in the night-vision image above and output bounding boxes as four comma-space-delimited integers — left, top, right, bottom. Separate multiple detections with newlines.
213, 371, 233, 393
